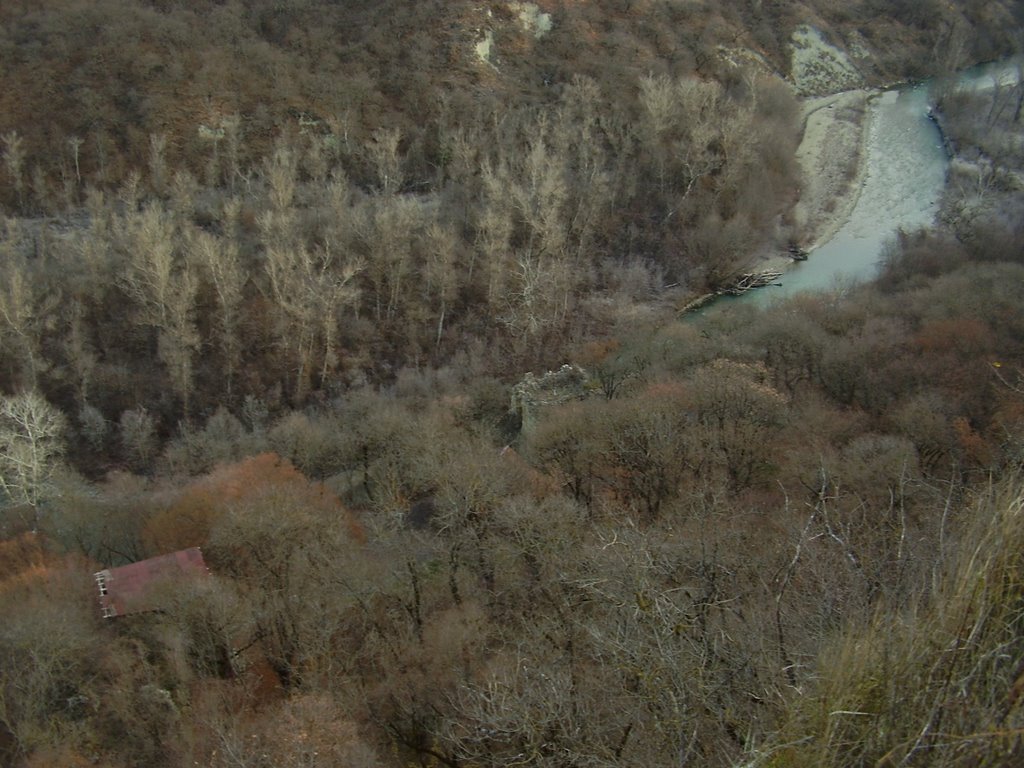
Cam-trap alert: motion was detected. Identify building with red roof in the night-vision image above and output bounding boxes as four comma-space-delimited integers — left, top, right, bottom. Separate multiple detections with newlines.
94, 547, 210, 618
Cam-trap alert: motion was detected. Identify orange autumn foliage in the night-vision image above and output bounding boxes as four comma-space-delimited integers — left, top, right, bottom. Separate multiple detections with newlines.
953, 416, 994, 469
143, 453, 363, 554
577, 338, 622, 367
639, 379, 690, 405
22, 746, 96, 768
0, 534, 56, 595
913, 317, 992, 356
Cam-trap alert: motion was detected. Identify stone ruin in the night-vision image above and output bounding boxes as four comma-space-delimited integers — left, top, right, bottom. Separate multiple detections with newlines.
510, 363, 591, 434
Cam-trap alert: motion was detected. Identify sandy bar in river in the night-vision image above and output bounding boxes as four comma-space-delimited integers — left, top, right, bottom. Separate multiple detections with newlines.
755, 89, 875, 274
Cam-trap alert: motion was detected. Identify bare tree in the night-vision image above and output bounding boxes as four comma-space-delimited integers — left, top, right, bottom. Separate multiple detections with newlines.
188, 217, 246, 399
477, 132, 577, 343
355, 194, 418, 325
0, 391, 67, 531
476, 160, 516, 314
552, 76, 614, 273
2, 131, 26, 211
0, 569, 98, 759
220, 114, 243, 192
263, 137, 299, 214
118, 203, 200, 414
264, 237, 361, 400
366, 126, 404, 195
148, 133, 169, 196
0, 228, 60, 389
423, 221, 461, 355
690, 360, 787, 489
61, 298, 98, 406
66, 136, 83, 188
119, 407, 158, 473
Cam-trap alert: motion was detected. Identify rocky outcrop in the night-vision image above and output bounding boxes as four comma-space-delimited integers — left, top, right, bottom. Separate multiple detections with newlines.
789, 26, 864, 96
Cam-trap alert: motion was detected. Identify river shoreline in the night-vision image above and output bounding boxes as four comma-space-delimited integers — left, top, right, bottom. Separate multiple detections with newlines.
753, 88, 876, 277
798, 90, 876, 249
754, 57, 1022, 281
679, 57, 1023, 314
678, 89, 876, 314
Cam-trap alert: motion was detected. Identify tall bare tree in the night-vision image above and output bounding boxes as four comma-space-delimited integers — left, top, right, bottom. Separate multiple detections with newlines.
356, 195, 418, 325
366, 126, 404, 196
0, 391, 67, 531
0, 230, 59, 390
264, 237, 361, 401
2, 131, 26, 211
118, 203, 200, 415
423, 221, 461, 355
188, 214, 246, 399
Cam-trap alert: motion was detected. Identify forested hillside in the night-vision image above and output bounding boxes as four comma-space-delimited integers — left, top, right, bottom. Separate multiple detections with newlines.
2, 1, 1024, 766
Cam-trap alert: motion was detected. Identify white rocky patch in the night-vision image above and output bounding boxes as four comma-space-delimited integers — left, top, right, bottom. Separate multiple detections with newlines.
512, 2, 552, 39
197, 125, 225, 141
475, 29, 495, 64
475, 3, 552, 66
790, 25, 863, 96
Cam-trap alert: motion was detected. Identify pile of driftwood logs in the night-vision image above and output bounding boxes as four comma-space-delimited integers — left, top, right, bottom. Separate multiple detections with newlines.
718, 269, 784, 296
678, 245, 810, 313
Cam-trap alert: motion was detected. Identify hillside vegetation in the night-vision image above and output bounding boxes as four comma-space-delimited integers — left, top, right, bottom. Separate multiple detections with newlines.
764, 476, 1024, 766
2, 1, 1024, 766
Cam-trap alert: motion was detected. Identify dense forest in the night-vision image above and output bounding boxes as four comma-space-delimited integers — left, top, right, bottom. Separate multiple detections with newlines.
2, 1, 1024, 766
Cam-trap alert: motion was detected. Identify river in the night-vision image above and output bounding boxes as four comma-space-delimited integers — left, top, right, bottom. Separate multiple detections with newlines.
716, 57, 1022, 310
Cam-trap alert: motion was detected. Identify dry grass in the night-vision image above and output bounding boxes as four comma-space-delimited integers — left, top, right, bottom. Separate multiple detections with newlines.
754, 477, 1024, 767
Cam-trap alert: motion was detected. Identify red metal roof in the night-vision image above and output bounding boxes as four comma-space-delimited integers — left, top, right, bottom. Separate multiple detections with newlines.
94, 548, 209, 618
